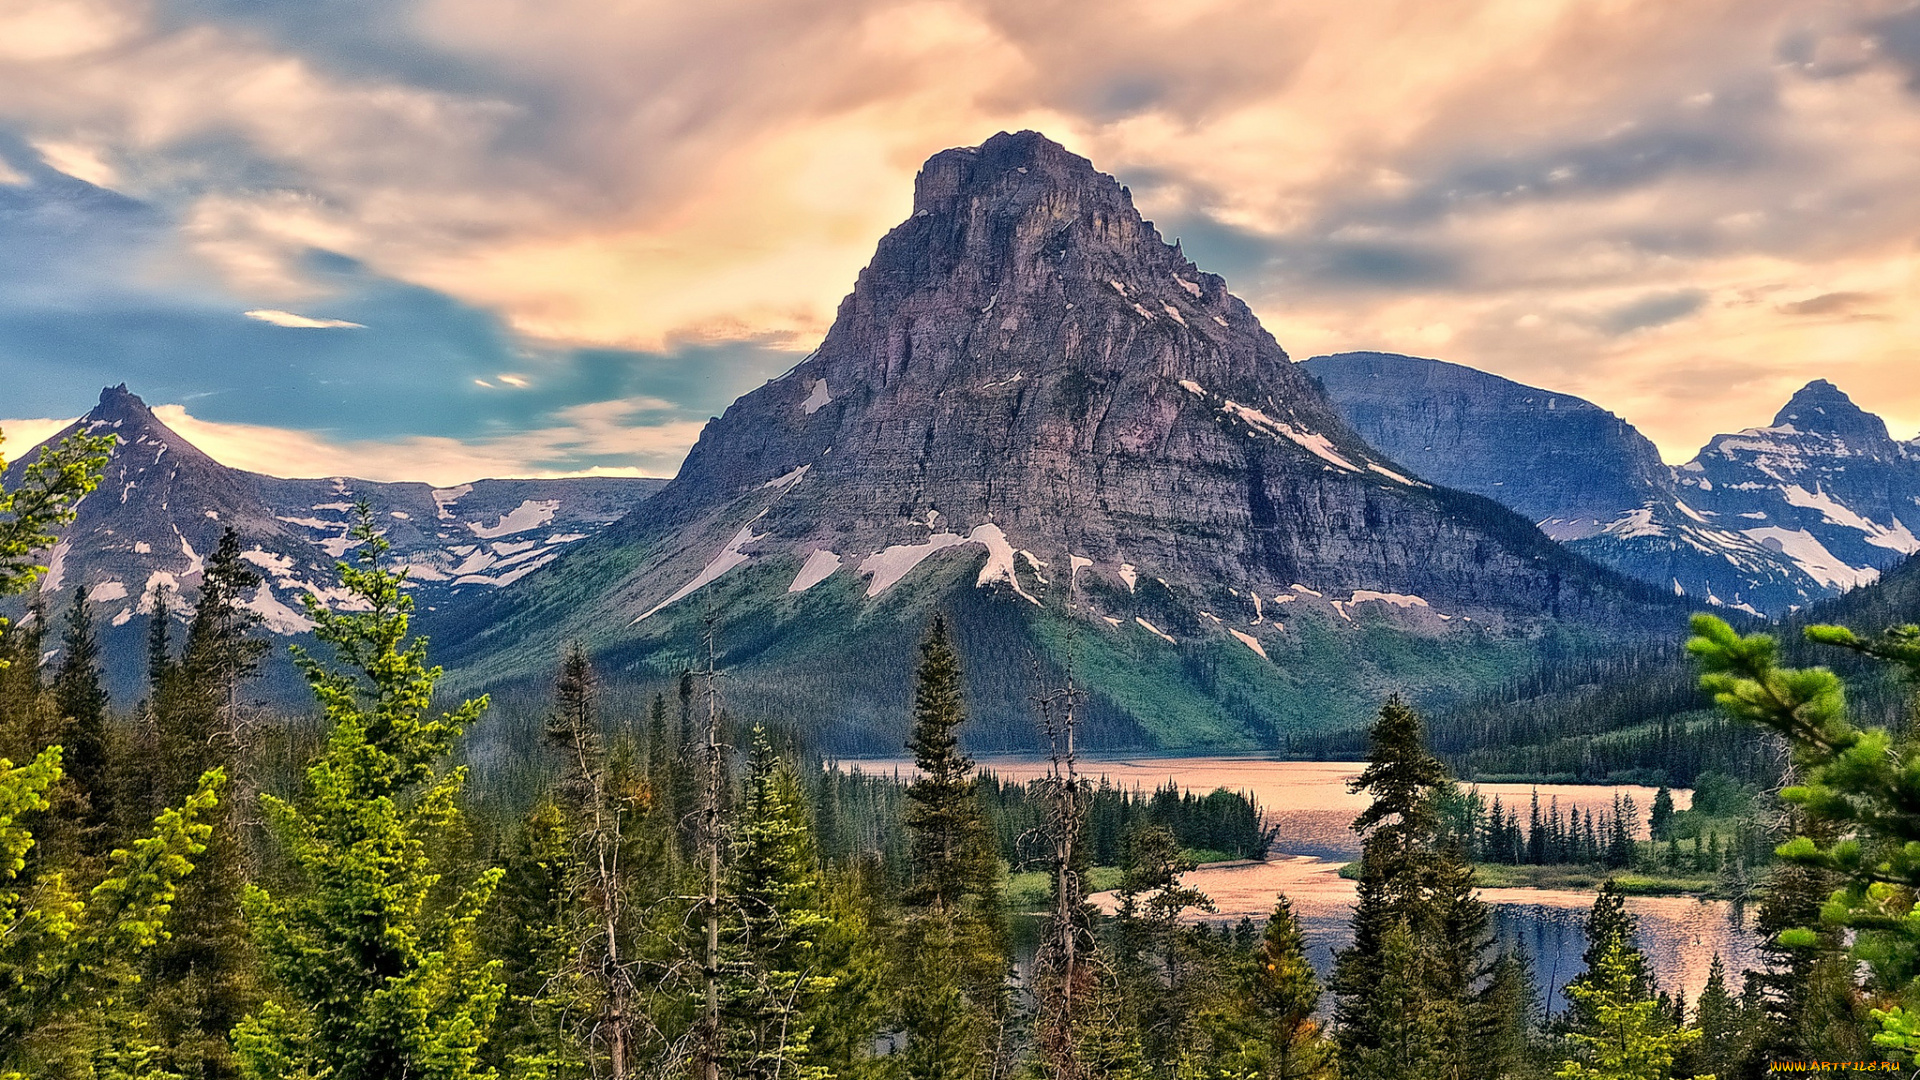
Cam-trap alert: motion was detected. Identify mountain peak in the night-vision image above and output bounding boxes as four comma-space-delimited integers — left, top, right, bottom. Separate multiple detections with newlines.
87, 383, 162, 427
1771, 379, 1889, 441
913, 130, 1102, 210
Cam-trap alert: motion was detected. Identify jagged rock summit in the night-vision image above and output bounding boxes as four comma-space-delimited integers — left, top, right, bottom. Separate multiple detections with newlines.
445, 131, 1678, 749
23, 384, 333, 635
1771, 379, 1893, 443
1677, 378, 1920, 593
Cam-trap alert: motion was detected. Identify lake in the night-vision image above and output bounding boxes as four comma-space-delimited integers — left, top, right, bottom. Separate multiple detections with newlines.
857, 756, 1760, 1010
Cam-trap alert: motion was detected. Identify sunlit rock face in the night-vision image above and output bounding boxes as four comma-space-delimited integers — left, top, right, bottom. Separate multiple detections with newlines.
598, 131, 1664, 628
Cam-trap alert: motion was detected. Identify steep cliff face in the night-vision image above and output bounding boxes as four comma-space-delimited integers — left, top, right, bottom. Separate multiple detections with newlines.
1301, 352, 1672, 536
625, 133, 1661, 621
444, 132, 1678, 750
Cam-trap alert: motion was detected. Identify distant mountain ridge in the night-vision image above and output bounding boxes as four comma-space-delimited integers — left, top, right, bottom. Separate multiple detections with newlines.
1304, 353, 1920, 615
7, 385, 665, 694
438, 132, 1683, 752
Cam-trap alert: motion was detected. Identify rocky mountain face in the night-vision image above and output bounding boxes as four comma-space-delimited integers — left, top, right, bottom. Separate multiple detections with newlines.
9, 386, 663, 693
1300, 352, 1673, 537
442, 131, 1681, 752
1675, 380, 1920, 594
1304, 354, 1918, 615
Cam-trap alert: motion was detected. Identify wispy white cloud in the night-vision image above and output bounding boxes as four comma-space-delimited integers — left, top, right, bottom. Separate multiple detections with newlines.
244, 308, 366, 329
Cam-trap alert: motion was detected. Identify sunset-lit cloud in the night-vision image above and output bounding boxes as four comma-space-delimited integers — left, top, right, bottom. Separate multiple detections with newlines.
0, 0, 1917, 472
140, 400, 704, 486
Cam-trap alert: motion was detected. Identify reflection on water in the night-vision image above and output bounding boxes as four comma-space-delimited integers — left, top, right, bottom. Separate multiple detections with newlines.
859, 756, 1760, 1010
1079, 853, 1760, 1011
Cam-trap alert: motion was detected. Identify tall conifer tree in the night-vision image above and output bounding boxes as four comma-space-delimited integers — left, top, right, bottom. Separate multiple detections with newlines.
1249, 895, 1331, 1080
143, 528, 269, 1080
233, 506, 502, 1080
899, 615, 1006, 1079
52, 587, 111, 853
722, 728, 841, 1080
1332, 695, 1511, 1080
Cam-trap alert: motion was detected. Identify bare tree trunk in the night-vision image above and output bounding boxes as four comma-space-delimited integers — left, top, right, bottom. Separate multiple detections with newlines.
700, 614, 726, 1080
1033, 663, 1089, 1080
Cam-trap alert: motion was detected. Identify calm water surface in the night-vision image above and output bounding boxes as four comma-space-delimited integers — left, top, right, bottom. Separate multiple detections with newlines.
858, 756, 1759, 1010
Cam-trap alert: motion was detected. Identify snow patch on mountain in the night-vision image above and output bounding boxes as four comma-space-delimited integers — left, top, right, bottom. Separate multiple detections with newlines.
242, 582, 314, 634
1219, 400, 1361, 472
640, 527, 761, 620
432, 484, 473, 521
1780, 484, 1920, 552
1135, 616, 1176, 644
42, 541, 68, 593
469, 499, 560, 539
789, 550, 842, 593
973, 524, 1041, 605
1228, 628, 1268, 659
1740, 527, 1876, 590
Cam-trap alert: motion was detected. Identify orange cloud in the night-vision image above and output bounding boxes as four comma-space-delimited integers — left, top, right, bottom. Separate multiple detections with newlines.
2, 0, 1919, 459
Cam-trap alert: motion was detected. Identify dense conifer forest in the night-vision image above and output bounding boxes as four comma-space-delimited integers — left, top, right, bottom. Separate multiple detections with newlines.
6, 430, 1920, 1078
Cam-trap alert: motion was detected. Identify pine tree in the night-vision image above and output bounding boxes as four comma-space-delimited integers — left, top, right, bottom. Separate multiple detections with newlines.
181, 527, 268, 725
0, 598, 52, 763
1566, 882, 1653, 1037
51, 587, 112, 855
1688, 956, 1740, 1075
1479, 949, 1544, 1080
721, 728, 839, 1080
804, 862, 892, 1080
1332, 696, 1448, 1072
1343, 922, 1452, 1080
1332, 695, 1512, 1080
1555, 938, 1705, 1080
1249, 895, 1331, 1080
539, 643, 667, 1079
1112, 823, 1213, 1068
0, 745, 225, 1072
1648, 788, 1675, 843
140, 527, 271, 1080
1741, 830, 1867, 1068
898, 615, 1007, 1079
484, 800, 591, 1078
232, 506, 502, 1080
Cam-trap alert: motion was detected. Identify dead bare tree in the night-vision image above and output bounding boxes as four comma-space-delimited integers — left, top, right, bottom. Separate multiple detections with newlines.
546, 643, 638, 1078
1027, 653, 1097, 1080
694, 608, 730, 1080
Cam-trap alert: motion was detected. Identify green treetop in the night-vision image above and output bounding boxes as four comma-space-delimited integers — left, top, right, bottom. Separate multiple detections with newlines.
1555, 938, 1709, 1080
0, 427, 115, 620
233, 505, 502, 1080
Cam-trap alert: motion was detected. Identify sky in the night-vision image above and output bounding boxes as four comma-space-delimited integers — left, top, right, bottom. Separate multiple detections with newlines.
1, 0, 1918, 484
